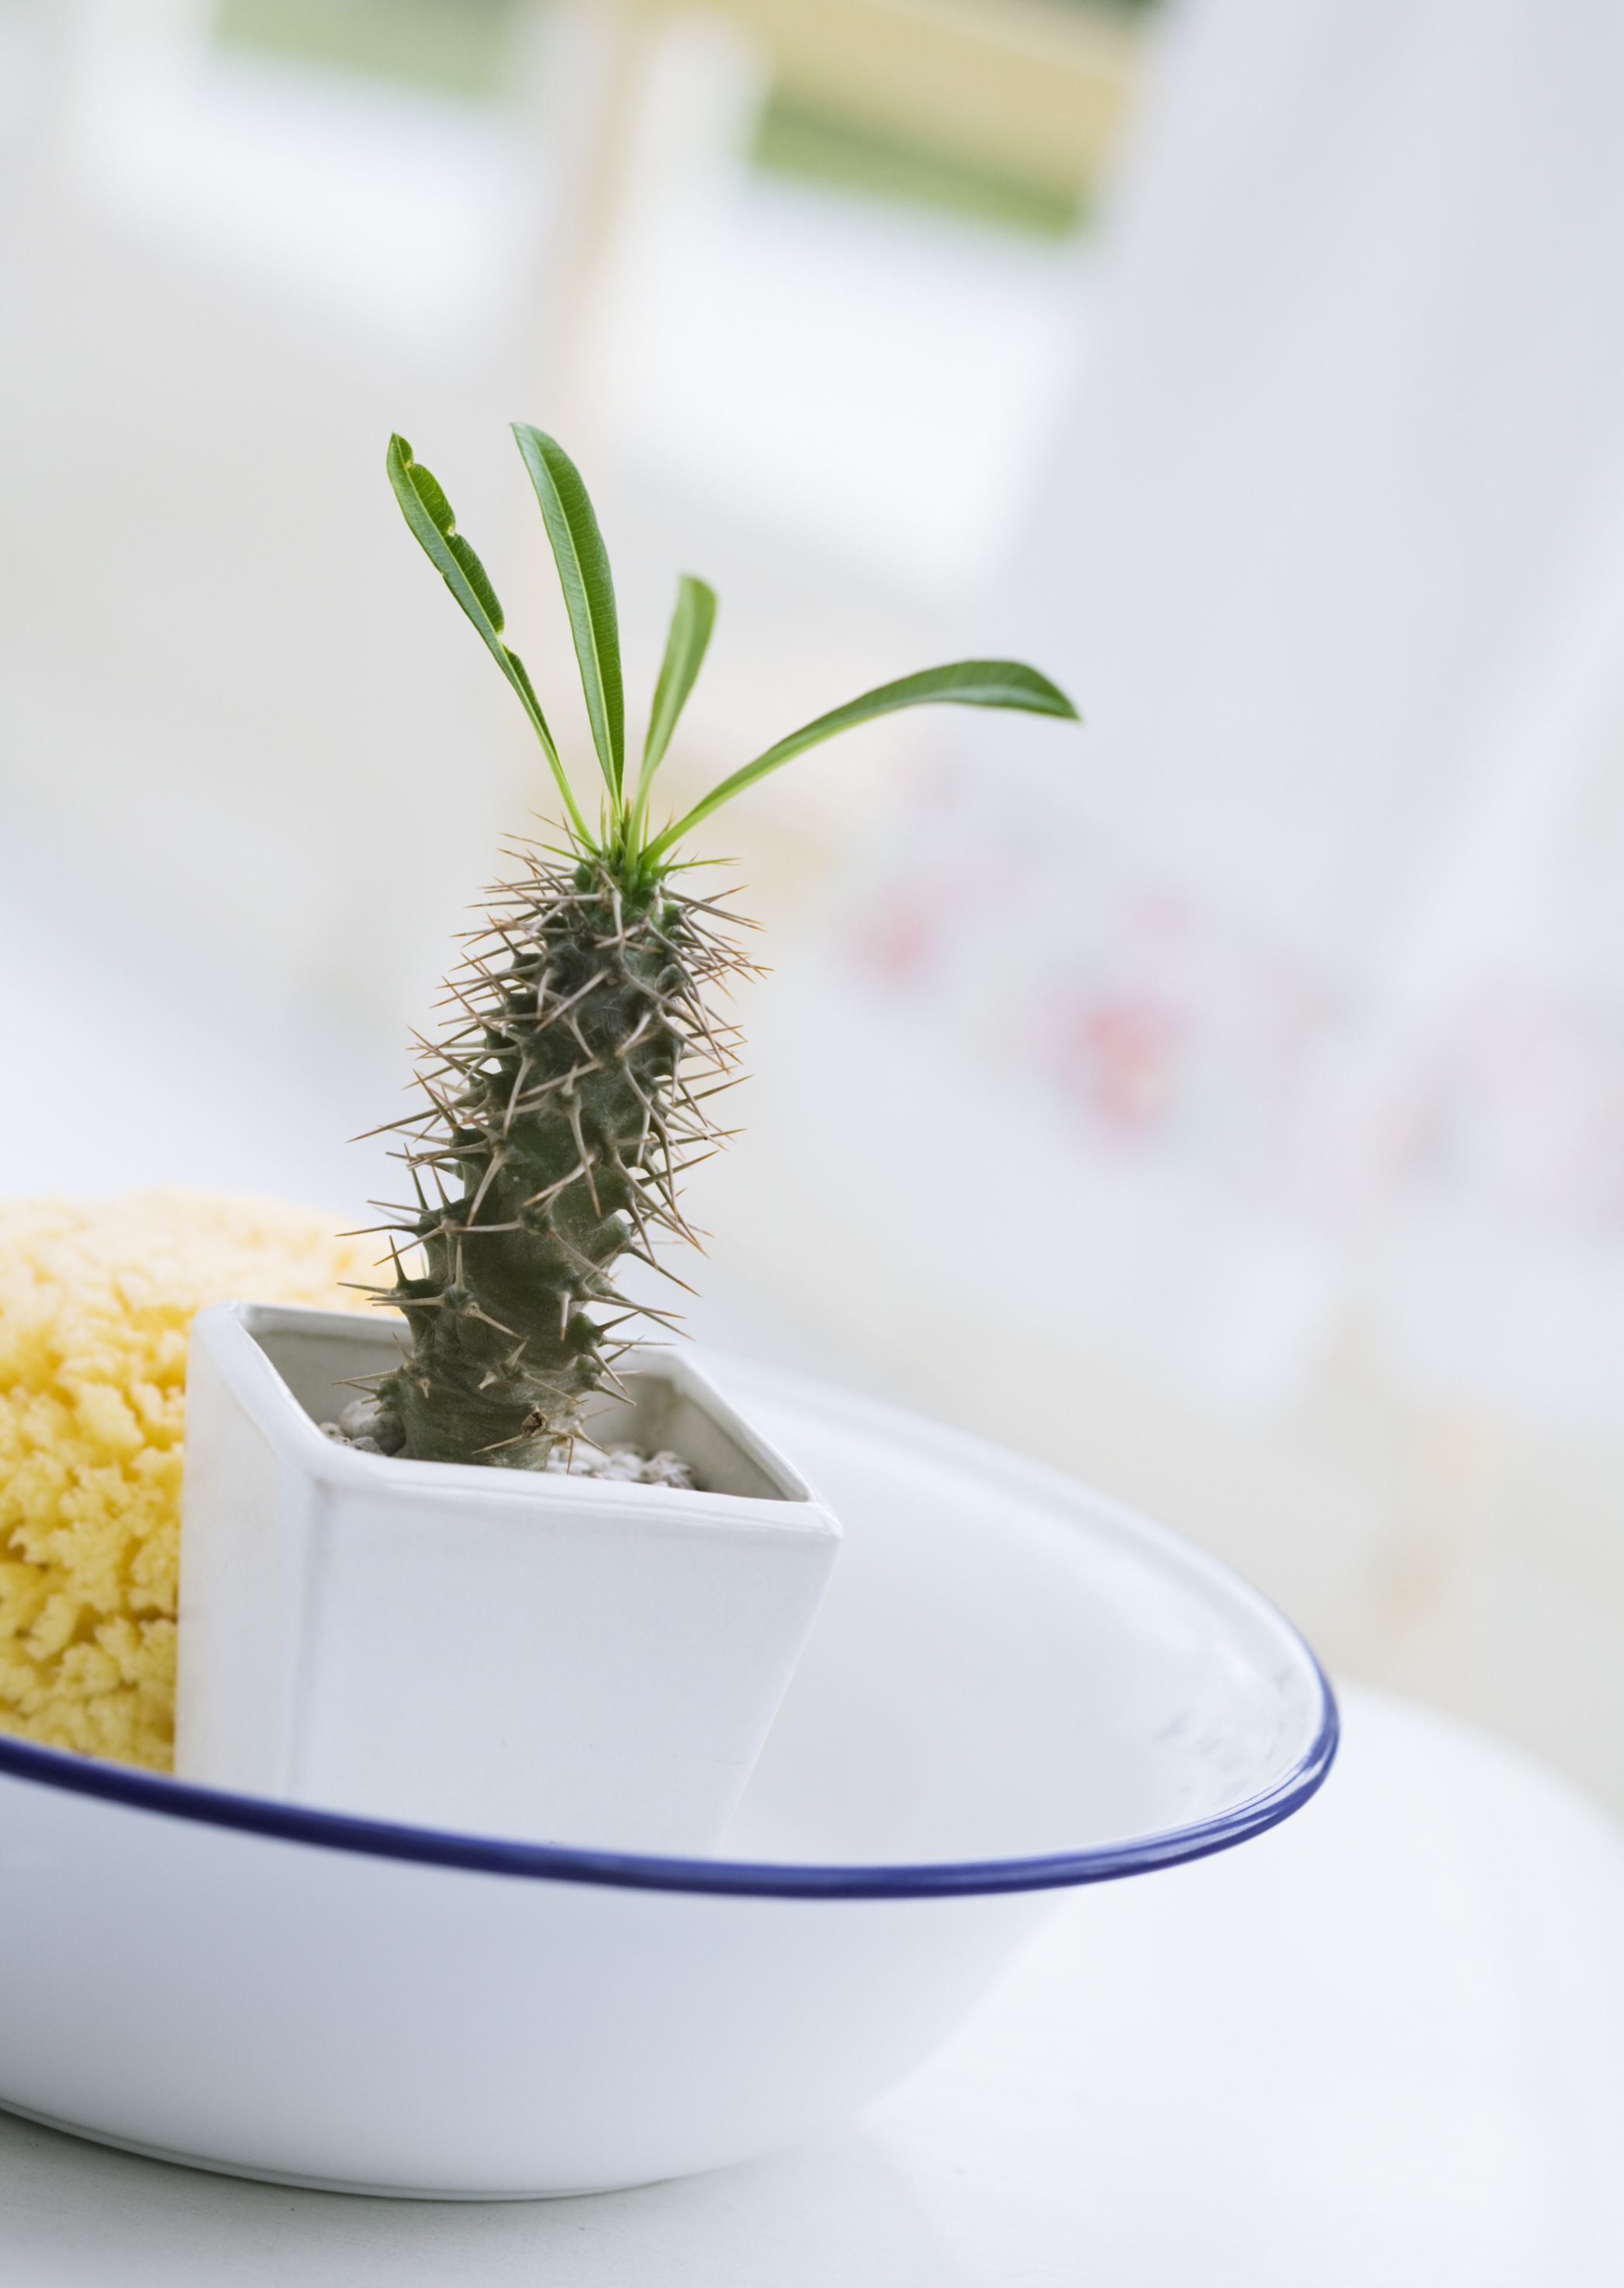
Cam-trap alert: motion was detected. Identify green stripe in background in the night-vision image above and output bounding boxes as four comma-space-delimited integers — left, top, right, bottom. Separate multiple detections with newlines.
752, 88, 1087, 240
212, 0, 520, 102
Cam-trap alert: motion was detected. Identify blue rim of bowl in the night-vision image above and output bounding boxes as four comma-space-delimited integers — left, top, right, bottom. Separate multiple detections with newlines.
0, 1672, 1337, 1901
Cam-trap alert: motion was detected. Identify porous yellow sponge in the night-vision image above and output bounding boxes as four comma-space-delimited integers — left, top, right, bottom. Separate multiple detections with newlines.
0, 1191, 379, 1772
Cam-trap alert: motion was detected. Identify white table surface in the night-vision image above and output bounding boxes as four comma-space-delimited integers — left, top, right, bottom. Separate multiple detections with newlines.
3, 1682, 1622, 2286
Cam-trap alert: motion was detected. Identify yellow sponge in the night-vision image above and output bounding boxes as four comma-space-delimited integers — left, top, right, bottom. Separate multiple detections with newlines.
0, 1191, 382, 1772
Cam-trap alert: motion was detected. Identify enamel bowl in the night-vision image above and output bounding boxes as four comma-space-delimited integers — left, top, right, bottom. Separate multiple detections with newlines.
0, 1356, 1335, 2200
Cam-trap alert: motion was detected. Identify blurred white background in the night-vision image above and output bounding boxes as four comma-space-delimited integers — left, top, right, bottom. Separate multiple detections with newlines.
5, 0, 1624, 1812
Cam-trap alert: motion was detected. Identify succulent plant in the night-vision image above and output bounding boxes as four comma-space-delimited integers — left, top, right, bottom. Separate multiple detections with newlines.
368, 423, 1076, 1468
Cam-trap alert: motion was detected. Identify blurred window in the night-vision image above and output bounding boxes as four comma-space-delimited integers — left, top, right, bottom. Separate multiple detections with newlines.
581, 1, 1158, 599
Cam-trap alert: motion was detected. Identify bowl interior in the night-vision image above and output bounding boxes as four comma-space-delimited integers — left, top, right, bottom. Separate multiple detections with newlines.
716, 1358, 1329, 1868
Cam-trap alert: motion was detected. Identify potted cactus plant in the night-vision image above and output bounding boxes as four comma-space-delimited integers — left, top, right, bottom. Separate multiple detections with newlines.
174, 426, 1078, 1852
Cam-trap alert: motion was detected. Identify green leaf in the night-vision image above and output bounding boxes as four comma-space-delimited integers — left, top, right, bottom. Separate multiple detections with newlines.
404, 457, 457, 539
638, 573, 717, 795
645, 658, 1079, 861
511, 423, 625, 803
385, 434, 592, 846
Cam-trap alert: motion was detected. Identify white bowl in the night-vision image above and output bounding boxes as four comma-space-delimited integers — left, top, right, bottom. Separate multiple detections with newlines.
0, 1355, 1335, 2200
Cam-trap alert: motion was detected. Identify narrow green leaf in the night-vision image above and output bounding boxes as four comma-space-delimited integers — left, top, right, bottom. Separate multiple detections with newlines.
511, 423, 626, 803
638, 573, 717, 794
645, 658, 1079, 861
386, 434, 591, 847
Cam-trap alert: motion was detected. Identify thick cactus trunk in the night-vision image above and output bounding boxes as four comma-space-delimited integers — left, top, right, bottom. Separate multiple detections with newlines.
374, 856, 744, 1467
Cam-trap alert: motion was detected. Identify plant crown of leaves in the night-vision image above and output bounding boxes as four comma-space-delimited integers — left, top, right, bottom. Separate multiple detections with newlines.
387, 423, 1079, 897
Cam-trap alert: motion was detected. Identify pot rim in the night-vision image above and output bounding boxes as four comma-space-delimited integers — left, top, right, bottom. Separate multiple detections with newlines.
0, 1670, 1337, 1900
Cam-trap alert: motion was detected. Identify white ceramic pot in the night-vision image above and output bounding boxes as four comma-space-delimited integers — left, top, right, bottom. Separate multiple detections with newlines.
174, 1305, 841, 1853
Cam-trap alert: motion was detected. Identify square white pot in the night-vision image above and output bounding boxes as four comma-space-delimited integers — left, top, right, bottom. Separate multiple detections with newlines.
174, 1304, 841, 1854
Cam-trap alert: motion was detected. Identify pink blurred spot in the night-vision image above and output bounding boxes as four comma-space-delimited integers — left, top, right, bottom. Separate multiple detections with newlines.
852, 900, 937, 985
1058, 992, 1187, 1140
